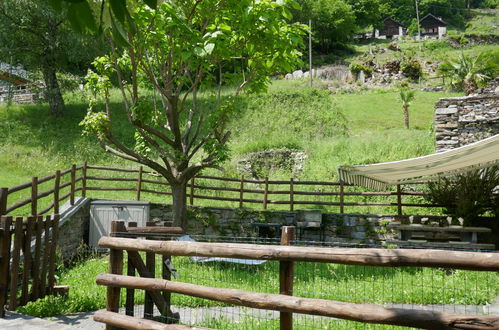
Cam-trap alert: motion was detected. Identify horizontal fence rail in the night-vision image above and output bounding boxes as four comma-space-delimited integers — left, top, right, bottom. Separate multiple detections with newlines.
95, 222, 499, 330
1, 163, 447, 217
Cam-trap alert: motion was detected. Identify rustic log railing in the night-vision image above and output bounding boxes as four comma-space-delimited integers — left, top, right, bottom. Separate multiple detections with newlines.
0, 214, 60, 317
94, 221, 499, 330
1, 163, 443, 218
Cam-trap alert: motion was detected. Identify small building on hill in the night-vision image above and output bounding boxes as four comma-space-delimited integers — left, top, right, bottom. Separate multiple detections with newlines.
420, 14, 447, 39
0, 63, 39, 104
375, 17, 405, 39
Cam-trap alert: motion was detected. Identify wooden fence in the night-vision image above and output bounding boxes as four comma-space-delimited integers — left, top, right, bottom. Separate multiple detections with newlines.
1, 163, 442, 217
0, 214, 60, 317
94, 221, 499, 330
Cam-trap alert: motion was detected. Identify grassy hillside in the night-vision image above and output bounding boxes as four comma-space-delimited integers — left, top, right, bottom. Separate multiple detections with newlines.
0, 81, 460, 189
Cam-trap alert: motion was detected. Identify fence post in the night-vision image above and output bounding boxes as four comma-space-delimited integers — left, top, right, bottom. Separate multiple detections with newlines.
339, 182, 345, 214
397, 184, 402, 216
0, 188, 7, 216
263, 177, 269, 210
82, 161, 88, 198
280, 226, 295, 330
144, 221, 155, 320
31, 177, 38, 216
289, 178, 294, 211
125, 222, 136, 316
136, 166, 143, 201
47, 214, 59, 295
70, 164, 76, 205
236, 176, 243, 209
54, 170, 61, 214
189, 177, 195, 206
107, 221, 124, 330
0, 216, 12, 318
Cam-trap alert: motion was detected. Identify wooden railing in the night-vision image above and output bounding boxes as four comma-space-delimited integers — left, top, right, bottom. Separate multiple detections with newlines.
1, 163, 442, 217
0, 214, 60, 317
93, 221, 499, 330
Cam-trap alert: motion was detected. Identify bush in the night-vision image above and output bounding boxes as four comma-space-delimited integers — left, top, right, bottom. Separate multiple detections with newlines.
401, 59, 423, 81
349, 62, 373, 77
424, 166, 499, 225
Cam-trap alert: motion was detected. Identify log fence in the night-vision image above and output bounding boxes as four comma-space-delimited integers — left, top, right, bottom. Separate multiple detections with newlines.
94, 221, 499, 329
0, 214, 60, 317
1, 163, 445, 218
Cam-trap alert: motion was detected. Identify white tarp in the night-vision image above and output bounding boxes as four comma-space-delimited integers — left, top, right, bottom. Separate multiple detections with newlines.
337, 134, 499, 190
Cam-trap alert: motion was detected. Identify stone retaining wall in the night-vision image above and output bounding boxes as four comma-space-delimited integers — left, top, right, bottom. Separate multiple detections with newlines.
434, 93, 498, 152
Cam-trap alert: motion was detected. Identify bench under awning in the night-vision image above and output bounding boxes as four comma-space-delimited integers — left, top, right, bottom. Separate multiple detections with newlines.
337, 134, 499, 190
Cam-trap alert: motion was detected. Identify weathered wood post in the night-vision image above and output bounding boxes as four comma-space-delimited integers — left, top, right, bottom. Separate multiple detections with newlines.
144, 221, 155, 320
339, 181, 345, 214
54, 170, 61, 214
8, 217, 23, 310
239, 175, 244, 209
189, 177, 195, 206
0, 188, 8, 216
289, 178, 294, 211
31, 177, 38, 216
396, 184, 402, 216
82, 161, 88, 198
47, 214, 60, 295
20, 216, 35, 305
125, 222, 137, 316
136, 166, 143, 201
70, 164, 76, 205
107, 221, 124, 330
263, 177, 269, 210
0, 216, 12, 318
280, 226, 295, 330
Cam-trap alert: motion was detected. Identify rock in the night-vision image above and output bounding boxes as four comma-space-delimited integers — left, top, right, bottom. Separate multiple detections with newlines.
292, 70, 303, 79
285, 73, 293, 80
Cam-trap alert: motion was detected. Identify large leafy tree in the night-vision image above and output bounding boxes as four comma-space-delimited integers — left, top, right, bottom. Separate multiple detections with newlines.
0, 0, 101, 117
80, 0, 305, 229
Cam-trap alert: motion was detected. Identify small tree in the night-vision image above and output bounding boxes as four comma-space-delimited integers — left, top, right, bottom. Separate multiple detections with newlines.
80, 0, 305, 229
398, 88, 415, 129
438, 50, 499, 95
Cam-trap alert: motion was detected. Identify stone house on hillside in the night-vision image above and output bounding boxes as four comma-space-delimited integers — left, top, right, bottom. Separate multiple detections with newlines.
420, 14, 447, 39
375, 17, 405, 39
0, 63, 39, 104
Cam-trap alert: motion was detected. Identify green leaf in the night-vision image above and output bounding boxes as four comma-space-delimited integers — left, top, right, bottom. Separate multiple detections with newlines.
110, 16, 131, 48
282, 8, 292, 20
67, 2, 97, 33
194, 47, 206, 57
143, 0, 157, 9
109, 0, 127, 25
204, 43, 215, 55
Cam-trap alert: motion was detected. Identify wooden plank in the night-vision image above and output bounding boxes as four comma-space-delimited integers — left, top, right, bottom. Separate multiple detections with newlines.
0, 216, 12, 318
144, 221, 155, 320
47, 215, 60, 295
280, 226, 295, 330
70, 164, 76, 205
82, 161, 87, 198
98, 237, 499, 271
0, 188, 7, 216
93, 310, 211, 329
31, 177, 38, 216
8, 217, 24, 310
396, 226, 492, 233
96, 274, 499, 330
263, 177, 269, 210
125, 222, 137, 317
137, 166, 143, 201
126, 227, 184, 235
339, 182, 344, 214
20, 216, 35, 305
239, 176, 244, 209
39, 216, 51, 297
107, 221, 124, 330
289, 178, 294, 212
31, 216, 43, 300
189, 177, 194, 206
396, 184, 402, 216
54, 171, 61, 214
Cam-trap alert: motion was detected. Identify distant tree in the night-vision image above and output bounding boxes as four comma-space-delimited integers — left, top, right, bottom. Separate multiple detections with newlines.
398, 88, 415, 129
346, 0, 383, 32
438, 50, 499, 94
0, 0, 102, 117
80, 0, 305, 229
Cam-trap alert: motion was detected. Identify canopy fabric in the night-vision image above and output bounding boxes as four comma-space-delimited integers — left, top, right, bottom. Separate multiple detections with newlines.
337, 134, 499, 190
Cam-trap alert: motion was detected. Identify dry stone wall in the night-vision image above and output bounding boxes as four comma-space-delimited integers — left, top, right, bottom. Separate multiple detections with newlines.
434, 85, 498, 152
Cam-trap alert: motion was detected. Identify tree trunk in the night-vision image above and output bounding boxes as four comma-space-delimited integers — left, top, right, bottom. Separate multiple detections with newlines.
463, 80, 477, 95
403, 104, 410, 129
171, 181, 188, 230
42, 64, 64, 117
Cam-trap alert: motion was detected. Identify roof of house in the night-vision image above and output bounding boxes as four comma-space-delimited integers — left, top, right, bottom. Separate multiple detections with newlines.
382, 17, 405, 27
420, 13, 447, 26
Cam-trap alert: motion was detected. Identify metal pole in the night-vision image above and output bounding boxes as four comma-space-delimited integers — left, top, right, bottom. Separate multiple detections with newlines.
309, 19, 312, 87
415, 0, 421, 42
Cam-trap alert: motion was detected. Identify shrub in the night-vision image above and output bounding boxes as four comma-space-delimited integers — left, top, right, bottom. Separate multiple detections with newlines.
401, 59, 423, 81
424, 166, 499, 225
349, 62, 373, 77
383, 60, 401, 74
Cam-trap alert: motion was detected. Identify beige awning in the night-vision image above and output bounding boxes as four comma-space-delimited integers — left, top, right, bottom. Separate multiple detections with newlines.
338, 134, 499, 190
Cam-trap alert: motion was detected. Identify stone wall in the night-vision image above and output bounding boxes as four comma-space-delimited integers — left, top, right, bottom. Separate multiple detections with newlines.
57, 198, 91, 261
434, 91, 498, 152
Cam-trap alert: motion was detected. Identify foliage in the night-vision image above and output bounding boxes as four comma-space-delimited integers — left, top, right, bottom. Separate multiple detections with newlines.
398, 87, 415, 129
424, 166, 499, 225
438, 50, 499, 94
346, 0, 383, 30
349, 62, 374, 77
401, 58, 423, 81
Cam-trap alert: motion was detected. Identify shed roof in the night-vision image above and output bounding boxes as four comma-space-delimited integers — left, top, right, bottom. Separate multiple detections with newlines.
420, 13, 447, 26
337, 134, 499, 190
